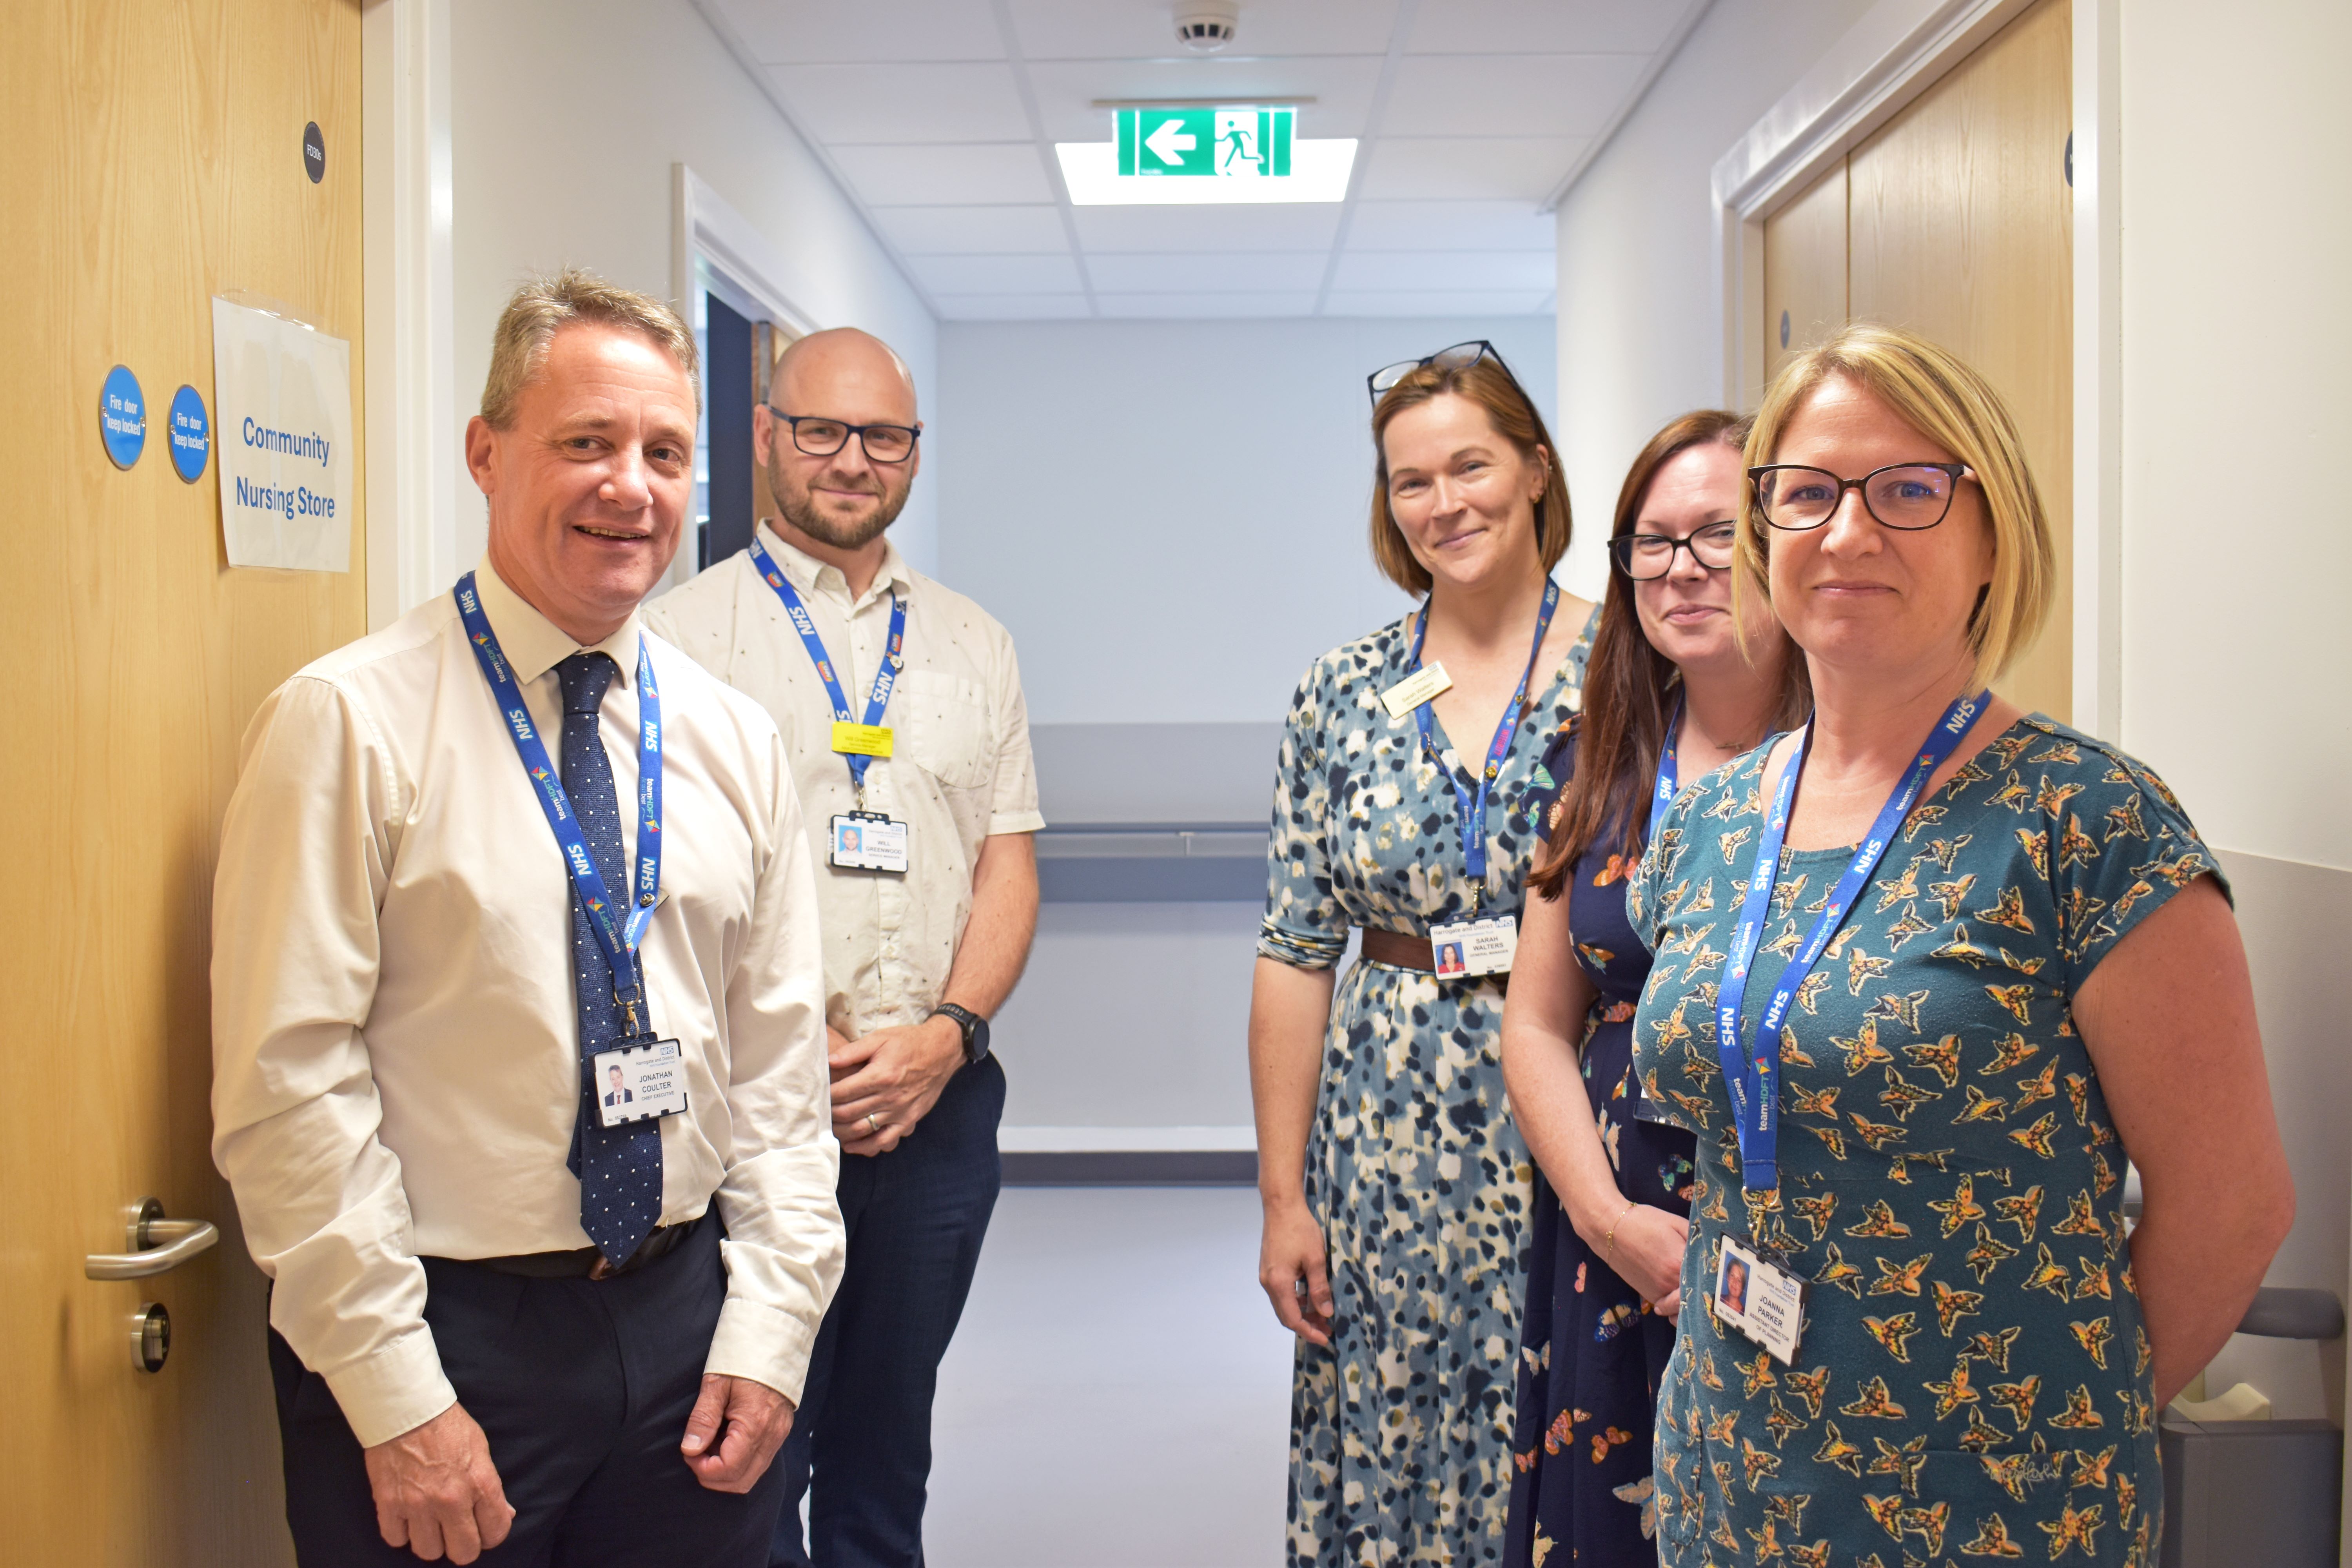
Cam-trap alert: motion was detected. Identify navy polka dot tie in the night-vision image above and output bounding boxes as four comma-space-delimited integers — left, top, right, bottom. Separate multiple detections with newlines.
557, 652, 663, 1267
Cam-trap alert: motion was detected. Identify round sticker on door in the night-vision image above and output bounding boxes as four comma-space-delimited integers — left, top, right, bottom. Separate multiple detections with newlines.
303, 121, 325, 183
100, 364, 146, 470
168, 384, 211, 482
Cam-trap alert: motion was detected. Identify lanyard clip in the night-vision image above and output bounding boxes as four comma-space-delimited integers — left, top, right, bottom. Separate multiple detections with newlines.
614, 987, 644, 1038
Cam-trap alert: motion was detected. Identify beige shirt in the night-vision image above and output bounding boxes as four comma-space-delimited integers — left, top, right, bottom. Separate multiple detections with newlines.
645, 524, 1044, 1039
209, 562, 844, 1448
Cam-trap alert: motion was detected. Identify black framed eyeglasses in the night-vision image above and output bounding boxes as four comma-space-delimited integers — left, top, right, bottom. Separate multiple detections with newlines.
1748, 462, 1974, 532
1367, 340, 1511, 406
765, 406, 920, 465
1610, 521, 1738, 579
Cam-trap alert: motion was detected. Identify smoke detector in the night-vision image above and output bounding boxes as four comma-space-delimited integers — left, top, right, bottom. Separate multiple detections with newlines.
1174, 1, 1239, 53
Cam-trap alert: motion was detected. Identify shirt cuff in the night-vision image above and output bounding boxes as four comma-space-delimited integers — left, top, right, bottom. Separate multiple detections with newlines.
1258, 920, 1348, 971
704, 1295, 822, 1406
987, 809, 1045, 835
320, 1326, 459, 1448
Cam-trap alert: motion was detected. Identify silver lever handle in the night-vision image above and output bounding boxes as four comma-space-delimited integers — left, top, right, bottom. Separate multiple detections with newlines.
85, 1198, 220, 1281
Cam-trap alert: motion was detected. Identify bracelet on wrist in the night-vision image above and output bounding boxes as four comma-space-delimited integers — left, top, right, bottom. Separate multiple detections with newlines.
1602, 1199, 1638, 1258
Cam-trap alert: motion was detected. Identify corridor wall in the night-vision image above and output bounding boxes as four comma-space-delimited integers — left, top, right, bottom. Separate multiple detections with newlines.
447, 0, 938, 574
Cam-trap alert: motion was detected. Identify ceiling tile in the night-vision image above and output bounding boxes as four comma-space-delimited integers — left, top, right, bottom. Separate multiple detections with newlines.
1346, 200, 1557, 251
1023, 56, 1384, 143
1321, 289, 1554, 317
1405, 0, 1685, 56
1005, 0, 1400, 62
829, 143, 1055, 206
766, 62, 1031, 143
1381, 53, 1650, 140
934, 294, 1095, 321
1358, 136, 1588, 201
1085, 251, 1329, 292
872, 205, 1070, 255
1094, 290, 1324, 318
714, 0, 1007, 63
1330, 250, 1557, 291
1071, 203, 1343, 252
908, 253, 1087, 294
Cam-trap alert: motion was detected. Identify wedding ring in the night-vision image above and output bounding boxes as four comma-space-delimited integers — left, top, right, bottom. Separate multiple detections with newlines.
864, 1112, 882, 1135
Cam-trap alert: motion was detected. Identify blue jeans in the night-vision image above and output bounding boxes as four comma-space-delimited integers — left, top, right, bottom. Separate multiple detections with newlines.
769, 1054, 1005, 1568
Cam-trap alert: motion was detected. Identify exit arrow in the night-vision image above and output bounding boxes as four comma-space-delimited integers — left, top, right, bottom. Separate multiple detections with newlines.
1144, 117, 1197, 165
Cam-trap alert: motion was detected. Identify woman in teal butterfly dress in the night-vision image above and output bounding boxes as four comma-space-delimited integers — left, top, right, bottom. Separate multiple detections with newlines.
1252, 346, 1598, 1564
1626, 326, 2293, 1568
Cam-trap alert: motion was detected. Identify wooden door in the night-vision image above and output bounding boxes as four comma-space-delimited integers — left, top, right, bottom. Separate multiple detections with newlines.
0, 2, 365, 1564
1755, 0, 2074, 721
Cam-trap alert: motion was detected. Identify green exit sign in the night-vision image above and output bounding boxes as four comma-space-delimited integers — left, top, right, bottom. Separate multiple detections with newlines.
1115, 106, 1296, 178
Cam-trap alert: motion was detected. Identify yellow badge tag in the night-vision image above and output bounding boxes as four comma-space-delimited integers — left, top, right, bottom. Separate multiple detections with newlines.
1380, 661, 1453, 719
831, 721, 895, 758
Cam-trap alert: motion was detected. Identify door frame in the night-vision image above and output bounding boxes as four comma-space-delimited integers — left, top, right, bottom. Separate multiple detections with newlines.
1706, 0, 2120, 742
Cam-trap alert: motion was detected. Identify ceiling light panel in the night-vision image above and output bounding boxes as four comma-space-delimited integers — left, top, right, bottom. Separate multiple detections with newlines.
1070, 203, 1345, 252
1056, 135, 1356, 204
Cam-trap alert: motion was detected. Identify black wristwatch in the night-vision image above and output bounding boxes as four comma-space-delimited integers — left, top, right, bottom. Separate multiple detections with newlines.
931, 1003, 990, 1066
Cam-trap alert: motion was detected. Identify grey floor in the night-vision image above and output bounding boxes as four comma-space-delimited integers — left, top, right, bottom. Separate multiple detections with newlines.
923, 1186, 1293, 1567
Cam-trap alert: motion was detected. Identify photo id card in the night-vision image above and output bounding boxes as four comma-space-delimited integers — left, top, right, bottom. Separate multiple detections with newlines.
1714, 1236, 1806, 1364
1428, 915, 1517, 978
830, 811, 909, 873
591, 1037, 690, 1129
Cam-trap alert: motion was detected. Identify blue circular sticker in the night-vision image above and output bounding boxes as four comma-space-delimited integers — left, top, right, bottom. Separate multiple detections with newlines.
100, 364, 145, 470
167, 384, 211, 483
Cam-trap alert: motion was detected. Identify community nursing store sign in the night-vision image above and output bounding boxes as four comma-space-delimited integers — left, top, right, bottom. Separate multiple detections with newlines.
210, 296, 353, 572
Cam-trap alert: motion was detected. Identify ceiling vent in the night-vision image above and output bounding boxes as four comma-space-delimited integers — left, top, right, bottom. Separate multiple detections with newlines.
1174, 2, 1239, 53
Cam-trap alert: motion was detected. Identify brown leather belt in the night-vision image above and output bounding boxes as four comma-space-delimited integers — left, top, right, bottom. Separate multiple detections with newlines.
1358, 928, 1506, 989
465, 1210, 705, 1281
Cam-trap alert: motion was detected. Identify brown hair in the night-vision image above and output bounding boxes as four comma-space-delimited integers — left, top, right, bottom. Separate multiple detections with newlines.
1367, 356, 1572, 595
481, 266, 700, 430
1530, 410, 1811, 899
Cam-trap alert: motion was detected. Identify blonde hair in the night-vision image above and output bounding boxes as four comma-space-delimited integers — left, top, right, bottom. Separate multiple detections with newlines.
1368, 357, 1572, 596
1739, 322, 2053, 690
480, 267, 700, 430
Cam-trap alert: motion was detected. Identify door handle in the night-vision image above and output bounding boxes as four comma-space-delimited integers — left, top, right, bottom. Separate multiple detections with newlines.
85, 1197, 220, 1281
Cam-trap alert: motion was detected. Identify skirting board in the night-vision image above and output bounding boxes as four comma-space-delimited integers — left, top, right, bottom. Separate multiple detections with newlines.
997, 1124, 1259, 1186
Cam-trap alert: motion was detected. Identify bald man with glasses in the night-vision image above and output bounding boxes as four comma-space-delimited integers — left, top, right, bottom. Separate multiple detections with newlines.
646, 328, 1041, 1568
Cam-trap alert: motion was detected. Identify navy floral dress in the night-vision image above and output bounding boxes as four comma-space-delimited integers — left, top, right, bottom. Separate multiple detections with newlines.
1261, 603, 1599, 1566
1626, 716, 2220, 1568
1506, 725, 1698, 1568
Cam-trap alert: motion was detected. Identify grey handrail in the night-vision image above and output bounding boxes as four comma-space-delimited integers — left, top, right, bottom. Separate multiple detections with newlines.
2236, 1287, 2345, 1342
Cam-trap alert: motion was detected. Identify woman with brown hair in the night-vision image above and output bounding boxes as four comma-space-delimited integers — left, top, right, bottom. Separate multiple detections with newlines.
1250, 342, 1598, 1562
1500, 411, 1809, 1566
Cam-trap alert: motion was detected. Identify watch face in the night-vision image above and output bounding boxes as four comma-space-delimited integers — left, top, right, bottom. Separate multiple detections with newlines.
967, 1013, 990, 1058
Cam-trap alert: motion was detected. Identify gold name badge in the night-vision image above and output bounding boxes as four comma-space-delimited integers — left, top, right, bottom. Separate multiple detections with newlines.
831, 721, 895, 757
1380, 661, 1453, 719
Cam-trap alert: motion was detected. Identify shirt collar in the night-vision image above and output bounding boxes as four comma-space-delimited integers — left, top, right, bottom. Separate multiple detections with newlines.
470, 557, 646, 689
754, 520, 914, 611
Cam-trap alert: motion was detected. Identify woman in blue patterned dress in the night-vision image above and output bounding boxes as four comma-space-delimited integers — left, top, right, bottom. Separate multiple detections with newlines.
1627, 324, 2293, 1566
1252, 343, 1600, 1564
1500, 410, 1811, 1567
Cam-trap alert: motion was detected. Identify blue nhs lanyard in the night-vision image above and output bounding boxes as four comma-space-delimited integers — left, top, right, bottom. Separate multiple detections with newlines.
1647, 696, 1684, 850
1713, 689, 1987, 1192
454, 573, 663, 1030
1403, 578, 1559, 908
747, 539, 906, 800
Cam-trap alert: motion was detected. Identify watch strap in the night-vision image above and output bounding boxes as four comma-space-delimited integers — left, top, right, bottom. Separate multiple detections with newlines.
931, 1003, 987, 1065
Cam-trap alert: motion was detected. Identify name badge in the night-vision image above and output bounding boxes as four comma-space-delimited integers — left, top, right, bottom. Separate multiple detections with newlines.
1714, 1235, 1807, 1364
831, 721, 895, 758
831, 810, 909, 873
1380, 661, 1452, 719
1428, 914, 1517, 977
591, 1037, 689, 1129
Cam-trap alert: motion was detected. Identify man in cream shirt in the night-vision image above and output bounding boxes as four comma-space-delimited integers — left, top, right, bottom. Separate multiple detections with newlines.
211, 270, 843, 1566
646, 328, 1040, 1568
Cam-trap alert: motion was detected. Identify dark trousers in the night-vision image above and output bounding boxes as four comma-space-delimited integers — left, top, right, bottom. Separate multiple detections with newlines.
769, 1054, 1005, 1568
271, 1214, 784, 1567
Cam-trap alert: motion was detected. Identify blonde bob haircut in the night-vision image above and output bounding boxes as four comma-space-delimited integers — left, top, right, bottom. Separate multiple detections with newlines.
1368, 357, 1572, 597
480, 266, 701, 430
1738, 322, 2054, 692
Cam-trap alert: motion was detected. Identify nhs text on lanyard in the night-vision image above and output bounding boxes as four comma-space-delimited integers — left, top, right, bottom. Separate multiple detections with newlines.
748, 540, 911, 873
454, 575, 688, 1130
1398, 579, 1559, 979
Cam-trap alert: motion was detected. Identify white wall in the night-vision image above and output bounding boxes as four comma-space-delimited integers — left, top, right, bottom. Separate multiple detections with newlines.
1551, 0, 1877, 528
935, 315, 1559, 725
447, 0, 938, 573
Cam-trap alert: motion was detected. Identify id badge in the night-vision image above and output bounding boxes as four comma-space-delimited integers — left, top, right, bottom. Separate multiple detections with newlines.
591, 1037, 690, 1129
1714, 1236, 1807, 1364
1428, 915, 1517, 977
830, 811, 909, 873
1380, 661, 1453, 719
